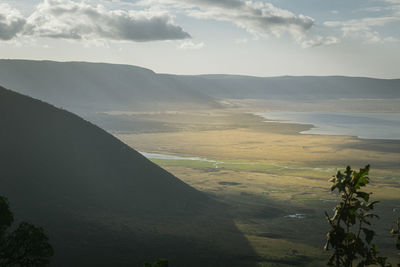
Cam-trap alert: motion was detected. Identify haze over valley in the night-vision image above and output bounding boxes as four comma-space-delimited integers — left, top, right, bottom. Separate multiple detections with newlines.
1, 0, 400, 266
1, 59, 399, 266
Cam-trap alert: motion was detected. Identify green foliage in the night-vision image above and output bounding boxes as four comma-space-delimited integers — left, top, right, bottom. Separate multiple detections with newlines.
0, 195, 53, 267
391, 216, 400, 266
143, 258, 168, 267
324, 165, 388, 267
0, 197, 13, 239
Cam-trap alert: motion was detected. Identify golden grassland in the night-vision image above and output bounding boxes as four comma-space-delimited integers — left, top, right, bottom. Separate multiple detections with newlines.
111, 109, 400, 266
116, 110, 400, 171
119, 127, 399, 169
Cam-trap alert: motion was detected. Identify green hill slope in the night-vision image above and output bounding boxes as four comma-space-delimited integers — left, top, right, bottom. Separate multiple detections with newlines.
0, 86, 256, 266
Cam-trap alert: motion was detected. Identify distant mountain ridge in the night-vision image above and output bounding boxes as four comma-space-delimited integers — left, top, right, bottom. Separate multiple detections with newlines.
0, 59, 399, 115
0, 59, 218, 112
0, 86, 255, 266
188, 74, 400, 100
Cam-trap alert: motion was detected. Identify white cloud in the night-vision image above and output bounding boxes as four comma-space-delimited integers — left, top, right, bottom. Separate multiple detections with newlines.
325, 17, 400, 34
300, 36, 339, 48
323, 0, 400, 44
363, 1, 400, 14
138, 0, 314, 39
2, 0, 190, 42
383, 0, 400, 3
363, 6, 384, 12
363, 31, 398, 43
178, 40, 204, 49
324, 16, 400, 43
0, 4, 26, 40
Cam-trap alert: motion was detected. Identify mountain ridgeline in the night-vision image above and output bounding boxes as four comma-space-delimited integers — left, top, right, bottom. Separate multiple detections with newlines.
0, 60, 218, 112
0, 59, 399, 114
0, 86, 256, 266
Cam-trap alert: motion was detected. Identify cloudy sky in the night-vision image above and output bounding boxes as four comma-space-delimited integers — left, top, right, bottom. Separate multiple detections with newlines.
1, 0, 399, 78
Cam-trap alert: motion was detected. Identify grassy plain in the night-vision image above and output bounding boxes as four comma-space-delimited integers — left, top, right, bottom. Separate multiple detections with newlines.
101, 105, 400, 266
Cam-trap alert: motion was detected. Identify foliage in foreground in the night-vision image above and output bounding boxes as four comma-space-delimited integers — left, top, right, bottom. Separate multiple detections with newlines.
0, 195, 53, 266
391, 216, 400, 266
143, 258, 169, 267
324, 165, 388, 267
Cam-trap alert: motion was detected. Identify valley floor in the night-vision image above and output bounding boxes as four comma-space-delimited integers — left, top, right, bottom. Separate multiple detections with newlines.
99, 105, 400, 266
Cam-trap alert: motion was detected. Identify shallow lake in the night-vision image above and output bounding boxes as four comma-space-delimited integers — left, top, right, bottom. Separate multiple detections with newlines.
139, 152, 220, 163
255, 112, 400, 140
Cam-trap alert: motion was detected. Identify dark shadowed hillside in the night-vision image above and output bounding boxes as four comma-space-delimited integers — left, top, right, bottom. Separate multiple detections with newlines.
0, 86, 256, 266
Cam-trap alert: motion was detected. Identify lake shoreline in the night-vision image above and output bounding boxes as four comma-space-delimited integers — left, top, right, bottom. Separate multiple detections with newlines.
253, 111, 400, 141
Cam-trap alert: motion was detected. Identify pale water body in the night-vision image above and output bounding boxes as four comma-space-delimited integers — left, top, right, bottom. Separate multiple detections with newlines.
139, 152, 218, 162
255, 112, 400, 140
285, 214, 306, 219
139, 152, 223, 168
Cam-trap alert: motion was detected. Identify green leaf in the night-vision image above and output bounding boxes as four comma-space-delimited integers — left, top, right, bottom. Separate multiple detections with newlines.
362, 228, 375, 244
345, 232, 356, 241
356, 191, 370, 202
154, 258, 169, 267
348, 207, 356, 216
324, 165, 386, 267
367, 201, 380, 210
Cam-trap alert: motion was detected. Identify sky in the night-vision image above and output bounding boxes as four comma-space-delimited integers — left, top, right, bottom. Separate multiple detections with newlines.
0, 0, 399, 78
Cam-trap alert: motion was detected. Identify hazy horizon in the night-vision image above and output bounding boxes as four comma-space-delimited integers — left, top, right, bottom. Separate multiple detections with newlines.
1, 58, 400, 79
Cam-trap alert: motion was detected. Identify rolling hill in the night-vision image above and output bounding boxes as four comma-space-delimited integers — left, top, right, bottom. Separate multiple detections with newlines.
0, 86, 256, 266
181, 74, 400, 100
0, 60, 218, 112
0, 60, 399, 116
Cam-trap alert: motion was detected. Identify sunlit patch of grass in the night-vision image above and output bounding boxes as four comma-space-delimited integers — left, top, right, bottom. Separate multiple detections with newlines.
150, 157, 338, 179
